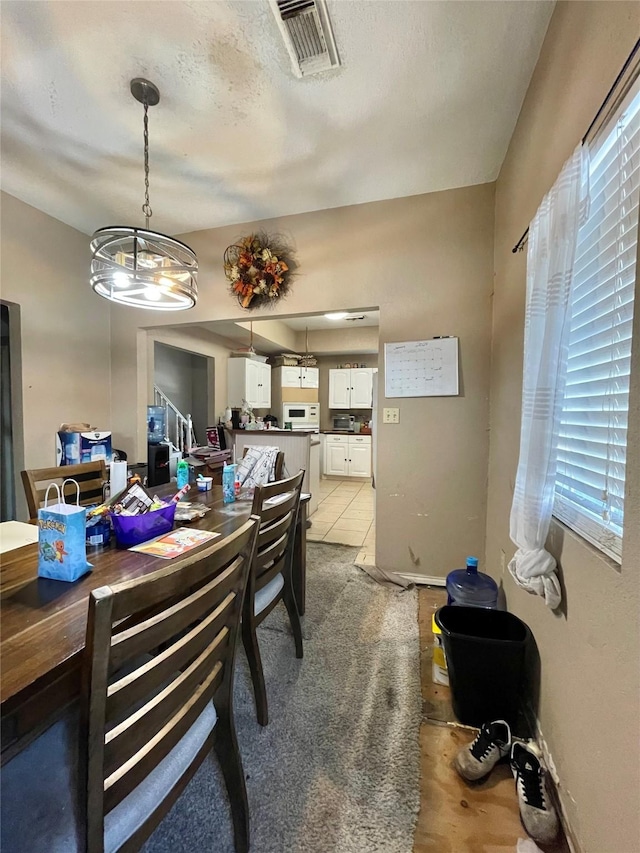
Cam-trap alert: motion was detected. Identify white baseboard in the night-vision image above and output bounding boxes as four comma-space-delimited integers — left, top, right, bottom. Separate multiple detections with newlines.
395, 573, 446, 587
534, 721, 580, 853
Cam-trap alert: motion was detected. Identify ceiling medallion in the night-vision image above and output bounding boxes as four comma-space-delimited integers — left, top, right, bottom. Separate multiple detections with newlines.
90, 79, 198, 311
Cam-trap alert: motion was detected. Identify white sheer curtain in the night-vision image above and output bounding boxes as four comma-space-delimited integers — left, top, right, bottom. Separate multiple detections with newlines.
509, 143, 590, 609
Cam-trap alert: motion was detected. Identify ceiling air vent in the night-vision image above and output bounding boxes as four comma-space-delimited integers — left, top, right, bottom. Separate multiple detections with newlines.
270, 0, 340, 78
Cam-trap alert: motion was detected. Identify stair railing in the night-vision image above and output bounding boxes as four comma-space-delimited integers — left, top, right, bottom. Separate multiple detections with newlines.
153, 386, 196, 455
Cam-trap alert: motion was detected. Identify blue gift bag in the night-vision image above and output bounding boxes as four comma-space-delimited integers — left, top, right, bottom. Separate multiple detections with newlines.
38, 480, 92, 582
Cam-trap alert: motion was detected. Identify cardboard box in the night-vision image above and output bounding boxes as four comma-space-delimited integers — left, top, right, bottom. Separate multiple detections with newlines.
56, 431, 112, 466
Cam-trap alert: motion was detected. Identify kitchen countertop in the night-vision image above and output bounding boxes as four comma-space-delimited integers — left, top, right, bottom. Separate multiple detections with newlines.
320, 430, 373, 435
227, 428, 316, 436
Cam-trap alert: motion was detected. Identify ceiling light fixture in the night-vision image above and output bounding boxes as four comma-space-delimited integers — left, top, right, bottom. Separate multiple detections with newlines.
90, 79, 198, 311
324, 312, 348, 321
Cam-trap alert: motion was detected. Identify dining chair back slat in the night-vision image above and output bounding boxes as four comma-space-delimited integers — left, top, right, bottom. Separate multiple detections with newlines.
105, 592, 235, 725
103, 633, 228, 782
254, 522, 290, 573
82, 517, 259, 852
255, 491, 299, 527
109, 533, 252, 621
21, 462, 108, 519
108, 558, 242, 672
254, 555, 288, 594
103, 658, 222, 814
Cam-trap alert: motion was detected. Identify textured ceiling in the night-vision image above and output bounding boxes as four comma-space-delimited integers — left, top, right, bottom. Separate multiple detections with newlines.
1, 0, 554, 236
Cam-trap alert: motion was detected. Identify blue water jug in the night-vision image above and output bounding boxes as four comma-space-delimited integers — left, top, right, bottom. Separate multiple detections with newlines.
147, 406, 166, 445
446, 556, 498, 608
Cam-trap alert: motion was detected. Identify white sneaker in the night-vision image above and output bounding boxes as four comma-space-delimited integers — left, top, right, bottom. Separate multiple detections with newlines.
454, 719, 512, 782
511, 742, 559, 844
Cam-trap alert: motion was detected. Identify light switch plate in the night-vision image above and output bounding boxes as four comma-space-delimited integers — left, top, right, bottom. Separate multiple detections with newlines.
383, 407, 400, 424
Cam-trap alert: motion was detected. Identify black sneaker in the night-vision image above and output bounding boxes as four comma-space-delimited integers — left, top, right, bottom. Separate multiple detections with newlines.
511, 742, 559, 844
453, 720, 512, 782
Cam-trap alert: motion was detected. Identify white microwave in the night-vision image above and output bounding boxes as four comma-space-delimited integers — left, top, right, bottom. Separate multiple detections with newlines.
282, 403, 320, 429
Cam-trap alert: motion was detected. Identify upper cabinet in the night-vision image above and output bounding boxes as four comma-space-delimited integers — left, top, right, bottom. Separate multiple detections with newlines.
228, 359, 271, 409
350, 368, 375, 408
273, 366, 319, 390
301, 367, 319, 388
280, 366, 303, 387
328, 369, 351, 408
328, 367, 375, 409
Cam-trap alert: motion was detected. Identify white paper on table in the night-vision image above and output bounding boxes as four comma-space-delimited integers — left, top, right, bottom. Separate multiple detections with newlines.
0, 521, 39, 554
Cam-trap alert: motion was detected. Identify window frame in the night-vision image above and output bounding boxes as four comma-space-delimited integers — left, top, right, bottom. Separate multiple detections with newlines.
552, 76, 639, 564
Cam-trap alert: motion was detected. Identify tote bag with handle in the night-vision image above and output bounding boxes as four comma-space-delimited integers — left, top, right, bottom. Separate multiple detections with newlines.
37, 480, 92, 581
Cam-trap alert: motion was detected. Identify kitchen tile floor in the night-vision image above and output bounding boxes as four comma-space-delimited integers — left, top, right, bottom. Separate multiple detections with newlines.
309, 478, 375, 556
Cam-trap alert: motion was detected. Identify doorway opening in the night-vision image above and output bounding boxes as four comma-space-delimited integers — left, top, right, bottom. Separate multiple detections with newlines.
153, 342, 212, 447
170, 308, 379, 561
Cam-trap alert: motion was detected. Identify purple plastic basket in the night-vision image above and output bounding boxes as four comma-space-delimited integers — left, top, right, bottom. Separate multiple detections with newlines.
111, 503, 176, 548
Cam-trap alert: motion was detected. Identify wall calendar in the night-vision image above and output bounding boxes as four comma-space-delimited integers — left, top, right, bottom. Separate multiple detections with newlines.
384, 338, 459, 397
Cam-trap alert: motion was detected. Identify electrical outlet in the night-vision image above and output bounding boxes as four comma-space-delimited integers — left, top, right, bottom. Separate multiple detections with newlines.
383, 407, 400, 424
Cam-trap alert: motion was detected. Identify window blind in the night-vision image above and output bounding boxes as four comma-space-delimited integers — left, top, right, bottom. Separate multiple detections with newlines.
554, 80, 639, 562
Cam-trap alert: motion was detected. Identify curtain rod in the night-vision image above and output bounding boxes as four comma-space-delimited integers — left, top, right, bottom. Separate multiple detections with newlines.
511, 37, 640, 255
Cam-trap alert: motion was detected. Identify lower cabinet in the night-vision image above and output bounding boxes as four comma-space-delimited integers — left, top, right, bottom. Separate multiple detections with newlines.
325, 441, 348, 476
323, 434, 372, 478
348, 442, 372, 477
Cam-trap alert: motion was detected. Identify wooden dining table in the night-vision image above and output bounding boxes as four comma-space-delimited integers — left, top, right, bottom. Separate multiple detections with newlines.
0, 485, 308, 762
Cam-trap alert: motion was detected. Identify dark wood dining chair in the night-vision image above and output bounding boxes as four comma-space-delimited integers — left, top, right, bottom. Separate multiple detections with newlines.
0, 518, 259, 853
21, 460, 108, 519
242, 470, 305, 727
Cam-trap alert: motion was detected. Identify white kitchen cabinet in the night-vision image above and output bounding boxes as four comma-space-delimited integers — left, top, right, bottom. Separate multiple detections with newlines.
328, 369, 351, 408
228, 359, 271, 409
325, 441, 349, 476
328, 368, 374, 409
350, 368, 374, 408
280, 366, 302, 387
301, 367, 319, 388
273, 366, 319, 390
323, 433, 372, 478
348, 439, 372, 477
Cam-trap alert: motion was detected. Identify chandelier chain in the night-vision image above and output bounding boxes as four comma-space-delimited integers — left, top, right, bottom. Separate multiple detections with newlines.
142, 97, 152, 227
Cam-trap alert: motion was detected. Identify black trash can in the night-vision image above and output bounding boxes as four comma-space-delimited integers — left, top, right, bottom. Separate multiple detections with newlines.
435, 605, 531, 728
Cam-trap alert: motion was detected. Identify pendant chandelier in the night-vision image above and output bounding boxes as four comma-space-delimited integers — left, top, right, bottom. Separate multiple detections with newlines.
90, 79, 198, 310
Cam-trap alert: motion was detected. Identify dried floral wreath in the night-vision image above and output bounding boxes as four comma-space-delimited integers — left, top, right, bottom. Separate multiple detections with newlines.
224, 233, 297, 310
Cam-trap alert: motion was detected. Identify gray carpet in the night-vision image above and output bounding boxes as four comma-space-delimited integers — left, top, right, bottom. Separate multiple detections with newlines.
143, 542, 421, 853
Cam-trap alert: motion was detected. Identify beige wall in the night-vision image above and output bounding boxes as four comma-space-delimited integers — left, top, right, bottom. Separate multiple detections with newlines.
1, 192, 111, 516
109, 183, 495, 577
486, 4, 640, 852
299, 324, 379, 355
237, 318, 298, 353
